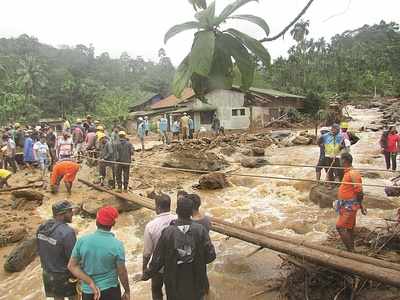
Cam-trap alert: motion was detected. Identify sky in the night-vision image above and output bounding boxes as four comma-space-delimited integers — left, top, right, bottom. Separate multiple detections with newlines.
0, 0, 399, 66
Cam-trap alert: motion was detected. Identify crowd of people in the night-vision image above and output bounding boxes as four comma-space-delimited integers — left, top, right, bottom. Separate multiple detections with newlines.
37, 191, 215, 300
0, 115, 137, 193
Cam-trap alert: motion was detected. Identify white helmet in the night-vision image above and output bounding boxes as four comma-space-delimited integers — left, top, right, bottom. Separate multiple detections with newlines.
138, 117, 143, 121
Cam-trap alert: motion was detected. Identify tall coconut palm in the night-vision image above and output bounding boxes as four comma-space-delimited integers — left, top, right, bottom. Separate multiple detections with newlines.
165, 0, 271, 97
16, 56, 47, 105
290, 19, 310, 43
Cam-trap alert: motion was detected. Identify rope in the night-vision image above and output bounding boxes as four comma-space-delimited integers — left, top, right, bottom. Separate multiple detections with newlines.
74, 154, 392, 189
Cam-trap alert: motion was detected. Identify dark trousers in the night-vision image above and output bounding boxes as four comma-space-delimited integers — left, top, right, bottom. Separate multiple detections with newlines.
116, 164, 130, 190
4, 156, 17, 173
151, 272, 164, 300
384, 151, 397, 170
324, 157, 343, 182
82, 286, 121, 300
99, 162, 115, 187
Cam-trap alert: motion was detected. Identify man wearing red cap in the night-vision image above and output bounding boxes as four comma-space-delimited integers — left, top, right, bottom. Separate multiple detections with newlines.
68, 206, 130, 300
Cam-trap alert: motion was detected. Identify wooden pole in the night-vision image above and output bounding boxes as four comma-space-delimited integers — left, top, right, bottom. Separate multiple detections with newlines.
211, 218, 400, 273
78, 178, 400, 288
0, 184, 37, 193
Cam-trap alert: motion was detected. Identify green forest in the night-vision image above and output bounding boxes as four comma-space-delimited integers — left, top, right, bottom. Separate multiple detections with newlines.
0, 20, 399, 125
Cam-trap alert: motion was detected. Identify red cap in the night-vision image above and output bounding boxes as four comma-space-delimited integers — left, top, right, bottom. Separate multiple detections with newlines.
96, 206, 119, 226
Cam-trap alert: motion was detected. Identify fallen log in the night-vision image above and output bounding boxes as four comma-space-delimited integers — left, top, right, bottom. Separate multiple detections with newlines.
78, 178, 400, 288
212, 218, 400, 273
0, 182, 43, 193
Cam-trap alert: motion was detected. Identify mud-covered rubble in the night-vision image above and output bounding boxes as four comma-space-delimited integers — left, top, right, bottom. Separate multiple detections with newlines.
358, 98, 400, 130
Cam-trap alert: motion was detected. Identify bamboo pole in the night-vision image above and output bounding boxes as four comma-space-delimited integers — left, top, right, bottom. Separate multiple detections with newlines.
78, 178, 400, 288
0, 184, 37, 193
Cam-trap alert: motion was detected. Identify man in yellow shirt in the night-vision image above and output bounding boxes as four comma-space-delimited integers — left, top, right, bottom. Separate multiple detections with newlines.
0, 169, 12, 189
180, 113, 190, 140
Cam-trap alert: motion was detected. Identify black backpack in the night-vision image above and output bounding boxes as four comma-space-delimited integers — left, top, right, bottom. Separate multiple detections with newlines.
173, 225, 196, 265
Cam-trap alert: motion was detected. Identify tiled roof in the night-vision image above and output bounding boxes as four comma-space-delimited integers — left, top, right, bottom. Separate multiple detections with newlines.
150, 88, 195, 109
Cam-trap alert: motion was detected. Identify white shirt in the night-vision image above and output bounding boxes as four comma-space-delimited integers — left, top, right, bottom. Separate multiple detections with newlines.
143, 212, 176, 257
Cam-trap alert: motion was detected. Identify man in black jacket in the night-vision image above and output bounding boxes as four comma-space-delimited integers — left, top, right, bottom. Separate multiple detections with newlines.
115, 131, 133, 192
142, 196, 216, 300
37, 200, 78, 300
98, 135, 115, 188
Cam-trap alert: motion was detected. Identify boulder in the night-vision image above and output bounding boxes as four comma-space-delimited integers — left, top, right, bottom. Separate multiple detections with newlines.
11, 189, 44, 209
197, 172, 229, 189
11, 190, 44, 202
81, 196, 141, 216
251, 147, 265, 157
271, 130, 292, 140
4, 238, 37, 272
292, 135, 312, 145
309, 185, 398, 210
253, 139, 273, 148
0, 226, 27, 247
163, 150, 227, 171
241, 157, 269, 168
220, 145, 236, 156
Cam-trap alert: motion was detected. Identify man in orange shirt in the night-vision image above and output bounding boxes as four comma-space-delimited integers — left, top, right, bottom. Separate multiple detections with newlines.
335, 152, 367, 251
50, 159, 80, 194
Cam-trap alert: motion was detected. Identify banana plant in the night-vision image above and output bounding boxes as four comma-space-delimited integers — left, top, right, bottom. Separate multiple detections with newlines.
165, 0, 271, 98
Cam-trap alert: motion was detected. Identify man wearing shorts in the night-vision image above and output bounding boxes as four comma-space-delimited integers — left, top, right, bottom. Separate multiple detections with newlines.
50, 159, 80, 194
37, 200, 78, 300
335, 152, 366, 252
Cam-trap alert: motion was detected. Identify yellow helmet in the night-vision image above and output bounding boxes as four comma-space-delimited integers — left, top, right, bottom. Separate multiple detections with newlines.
76, 118, 82, 123
340, 122, 349, 129
94, 120, 100, 125
118, 131, 127, 137
97, 132, 106, 140
14, 123, 20, 128
96, 125, 104, 131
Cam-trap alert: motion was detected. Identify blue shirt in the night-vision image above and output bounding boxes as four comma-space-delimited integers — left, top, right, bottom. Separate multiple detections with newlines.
138, 122, 146, 138
71, 229, 125, 293
188, 118, 194, 130
23, 137, 35, 162
321, 132, 343, 157
159, 118, 168, 132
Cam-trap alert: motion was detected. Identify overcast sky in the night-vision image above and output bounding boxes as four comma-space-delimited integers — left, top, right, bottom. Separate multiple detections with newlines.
1, 0, 399, 65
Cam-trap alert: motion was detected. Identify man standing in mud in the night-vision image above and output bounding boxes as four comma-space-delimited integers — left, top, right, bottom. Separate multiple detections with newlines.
50, 159, 80, 194
335, 152, 366, 251
37, 200, 78, 300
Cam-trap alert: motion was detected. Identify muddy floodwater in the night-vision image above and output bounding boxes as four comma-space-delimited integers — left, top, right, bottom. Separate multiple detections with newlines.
0, 107, 398, 300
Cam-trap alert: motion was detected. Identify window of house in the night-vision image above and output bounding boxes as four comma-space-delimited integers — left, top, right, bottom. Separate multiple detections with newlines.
232, 108, 246, 116
200, 111, 214, 124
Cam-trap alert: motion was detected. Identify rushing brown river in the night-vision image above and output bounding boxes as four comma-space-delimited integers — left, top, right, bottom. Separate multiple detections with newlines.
0, 107, 398, 299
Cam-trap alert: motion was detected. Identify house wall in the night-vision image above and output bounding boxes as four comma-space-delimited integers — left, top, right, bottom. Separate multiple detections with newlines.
251, 106, 270, 127
194, 89, 250, 130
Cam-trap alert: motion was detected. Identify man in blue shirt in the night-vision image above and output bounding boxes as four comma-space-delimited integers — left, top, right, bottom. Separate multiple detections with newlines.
159, 115, 169, 145
68, 206, 130, 300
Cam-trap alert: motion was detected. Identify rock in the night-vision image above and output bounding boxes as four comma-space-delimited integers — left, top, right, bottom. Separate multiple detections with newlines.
292, 135, 312, 145
197, 172, 229, 189
0, 226, 27, 247
251, 147, 265, 156
271, 130, 292, 140
241, 148, 252, 156
81, 196, 141, 216
163, 150, 227, 171
253, 139, 273, 148
11, 190, 44, 201
220, 145, 236, 156
309, 185, 337, 208
309, 185, 398, 210
4, 238, 37, 272
241, 157, 269, 168
360, 171, 381, 179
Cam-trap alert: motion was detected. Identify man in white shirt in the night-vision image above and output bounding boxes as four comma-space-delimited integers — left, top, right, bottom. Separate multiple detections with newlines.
142, 194, 176, 300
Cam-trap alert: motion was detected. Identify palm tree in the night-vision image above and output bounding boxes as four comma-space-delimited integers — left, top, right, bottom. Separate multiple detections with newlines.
290, 19, 310, 43
16, 56, 47, 105
165, 0, 271, 97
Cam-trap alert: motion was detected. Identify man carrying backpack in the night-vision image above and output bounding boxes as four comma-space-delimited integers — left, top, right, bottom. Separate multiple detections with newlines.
142, 196, 216, 300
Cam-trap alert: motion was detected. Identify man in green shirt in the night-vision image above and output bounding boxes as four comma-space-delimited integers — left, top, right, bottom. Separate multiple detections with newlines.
68, 206, 130, 300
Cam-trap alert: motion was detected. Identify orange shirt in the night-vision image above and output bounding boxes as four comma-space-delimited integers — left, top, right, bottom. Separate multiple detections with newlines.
51, 160, 80, 185
338, 168, 362, 200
